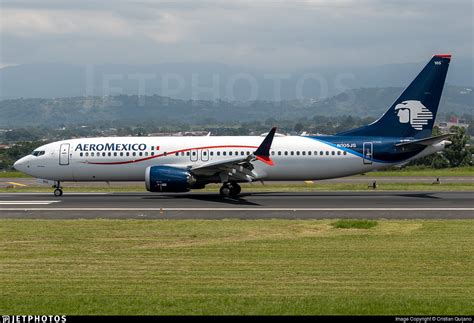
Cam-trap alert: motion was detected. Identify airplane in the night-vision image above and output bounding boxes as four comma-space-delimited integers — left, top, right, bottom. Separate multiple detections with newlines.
14, 54, 453, 197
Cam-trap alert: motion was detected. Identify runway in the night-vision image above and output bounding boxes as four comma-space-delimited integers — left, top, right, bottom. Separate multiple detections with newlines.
1, 176, 473, 188
0, 191, 473, 219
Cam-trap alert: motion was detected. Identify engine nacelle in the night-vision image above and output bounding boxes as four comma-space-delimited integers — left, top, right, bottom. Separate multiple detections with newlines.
145, 166, 195, 192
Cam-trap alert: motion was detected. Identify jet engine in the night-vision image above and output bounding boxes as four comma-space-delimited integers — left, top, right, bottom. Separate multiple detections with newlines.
145, 165, 195, 192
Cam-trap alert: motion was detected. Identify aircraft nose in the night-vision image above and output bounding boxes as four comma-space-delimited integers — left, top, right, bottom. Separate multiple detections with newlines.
13, 157, 27, 172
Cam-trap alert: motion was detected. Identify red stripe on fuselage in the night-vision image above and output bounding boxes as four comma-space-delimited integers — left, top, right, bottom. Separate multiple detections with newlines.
83, 145, 259, 165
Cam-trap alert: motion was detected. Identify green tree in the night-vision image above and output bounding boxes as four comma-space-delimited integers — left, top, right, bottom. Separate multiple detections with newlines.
467, 123, 474, 137
407, 126, 449, 168
442, 126, 472, 167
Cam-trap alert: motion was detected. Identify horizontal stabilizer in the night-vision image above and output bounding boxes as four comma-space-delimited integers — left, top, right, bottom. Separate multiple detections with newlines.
395, 134, 452, 149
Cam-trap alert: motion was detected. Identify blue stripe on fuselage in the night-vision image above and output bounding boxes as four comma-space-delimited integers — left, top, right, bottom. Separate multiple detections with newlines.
304, 136, 425, 164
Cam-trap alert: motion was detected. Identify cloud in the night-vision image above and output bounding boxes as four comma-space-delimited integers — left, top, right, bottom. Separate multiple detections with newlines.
0, 0, 472, 69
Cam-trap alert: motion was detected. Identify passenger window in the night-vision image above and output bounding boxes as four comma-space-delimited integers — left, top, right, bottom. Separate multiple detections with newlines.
229, 151, 233, 156
145, 152, 148, 156
102, 152, 106, 157
271, 151, 275, 156
223, 152, 226, 156
132, 152, 136, 157
210, 151, 214, 156
151, 152, 154, 156
175, 152, 179, 156
278, 151, 281, 156
114, 152, 118, 157
80, 152, 83, 157
343, 151, 347, 155
186, 151, 190, 156
192, 151, 196, 156
217, 151, 220, 156
246, 151, 250, 155
320, 151, 323, 156
325, 151, 329, 155
241, 151, 244, 156
164, 152, 167, 156
337, 151, 341, 155
308, 151, 311, 156
284, 151, 288, 156
290, 151, 294, 156
331, 151, 335, 155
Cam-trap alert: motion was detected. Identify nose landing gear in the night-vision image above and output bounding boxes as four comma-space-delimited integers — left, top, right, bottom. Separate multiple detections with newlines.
53, 181, 63, 197
219, 182, 241, 197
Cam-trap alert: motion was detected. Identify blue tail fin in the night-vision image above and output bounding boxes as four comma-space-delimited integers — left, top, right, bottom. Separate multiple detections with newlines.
337, 54, 451, 139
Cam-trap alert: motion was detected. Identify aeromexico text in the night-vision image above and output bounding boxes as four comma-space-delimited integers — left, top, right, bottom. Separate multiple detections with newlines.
75, 143, 148, 152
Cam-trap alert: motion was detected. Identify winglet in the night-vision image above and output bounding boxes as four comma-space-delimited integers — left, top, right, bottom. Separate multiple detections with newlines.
254, 127, 277, 166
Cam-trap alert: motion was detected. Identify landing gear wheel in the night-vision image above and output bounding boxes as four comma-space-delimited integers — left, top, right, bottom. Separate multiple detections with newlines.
219, 185, 231, 197
53, 181, 63, 197
230, 183, 241, 196
220, 182, 241, 197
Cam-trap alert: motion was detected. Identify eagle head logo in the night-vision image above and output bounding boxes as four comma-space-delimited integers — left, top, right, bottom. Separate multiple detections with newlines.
394, 100, 433, 130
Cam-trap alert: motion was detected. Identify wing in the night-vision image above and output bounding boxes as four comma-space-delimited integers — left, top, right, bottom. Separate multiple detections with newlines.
190, 127, 277, 182
191, 155, 260, 182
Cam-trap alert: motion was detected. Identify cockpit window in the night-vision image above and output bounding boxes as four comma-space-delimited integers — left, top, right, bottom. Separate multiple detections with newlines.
31, 150, 45, 157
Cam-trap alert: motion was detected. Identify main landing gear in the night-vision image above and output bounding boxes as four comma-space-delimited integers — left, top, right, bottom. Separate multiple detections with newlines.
219, 182, 241, 197
53, 181, 63, 197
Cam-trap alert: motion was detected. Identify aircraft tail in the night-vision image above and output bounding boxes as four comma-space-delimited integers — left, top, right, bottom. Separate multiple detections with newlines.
337, 54, 451, 139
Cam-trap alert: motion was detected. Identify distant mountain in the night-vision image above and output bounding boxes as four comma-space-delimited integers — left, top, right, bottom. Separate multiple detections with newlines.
0, 58, 472, 101
0, 86, 471, 127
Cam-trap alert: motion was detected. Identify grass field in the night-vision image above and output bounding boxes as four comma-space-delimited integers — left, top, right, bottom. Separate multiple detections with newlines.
368, 166, 473, 177
0, 219, 472, 315
0, 171, 32, 178
1, 182, 473, 193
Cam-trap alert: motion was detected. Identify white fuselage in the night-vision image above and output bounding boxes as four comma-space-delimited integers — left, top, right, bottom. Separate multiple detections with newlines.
14, 135, 440, 183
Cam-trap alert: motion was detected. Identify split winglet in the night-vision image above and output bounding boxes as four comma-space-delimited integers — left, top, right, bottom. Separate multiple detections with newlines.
254, 127, 277, 166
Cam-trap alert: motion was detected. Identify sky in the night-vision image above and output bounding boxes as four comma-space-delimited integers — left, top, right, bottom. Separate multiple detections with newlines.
0, 0, 472, 70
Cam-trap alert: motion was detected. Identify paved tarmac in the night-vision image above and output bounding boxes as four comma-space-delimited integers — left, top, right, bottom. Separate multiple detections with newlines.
0, 191, 472, 219
1, 176, 473, 188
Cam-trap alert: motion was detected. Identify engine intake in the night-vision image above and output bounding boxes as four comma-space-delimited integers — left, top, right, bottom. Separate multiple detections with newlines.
145, 166, 195, 192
